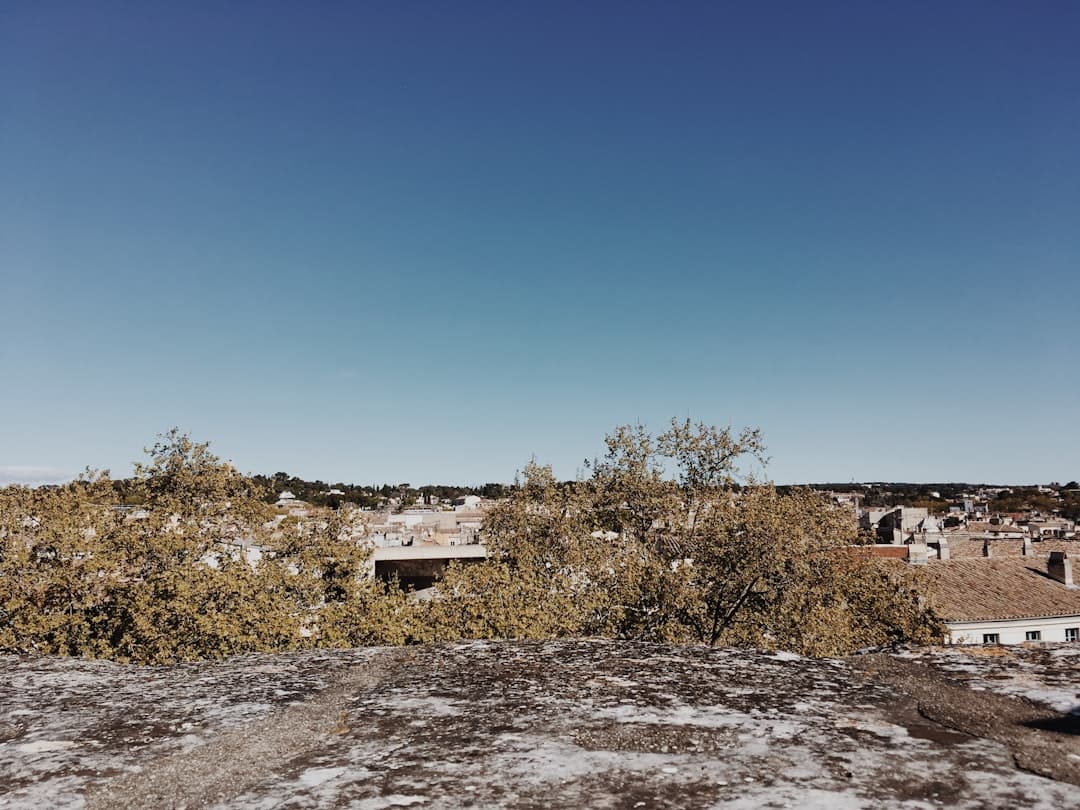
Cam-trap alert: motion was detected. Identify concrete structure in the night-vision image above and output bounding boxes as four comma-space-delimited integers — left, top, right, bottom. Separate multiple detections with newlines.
860, 507, 929, 544
934, 535, 950, 561
943, 614, 1080, 646
5, 641, 1080, 807
907, 543, 928, 565
1030, 519, 1076, 540
1048, 551, 1075, 588
370, 542, 487, 589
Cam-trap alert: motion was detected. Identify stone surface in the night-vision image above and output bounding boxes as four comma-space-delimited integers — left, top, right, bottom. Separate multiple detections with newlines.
0, 641, 1077, 808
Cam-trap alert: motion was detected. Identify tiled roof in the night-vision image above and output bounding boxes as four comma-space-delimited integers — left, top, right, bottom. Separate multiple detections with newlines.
847, 545, 909, 559
961, 522, 1026, 534
919, 558, 1080, 622
940, 539, 1080, 559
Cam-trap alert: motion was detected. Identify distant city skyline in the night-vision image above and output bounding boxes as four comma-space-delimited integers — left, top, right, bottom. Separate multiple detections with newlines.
3, 2, 1078, 486
0, 450, 1074, 491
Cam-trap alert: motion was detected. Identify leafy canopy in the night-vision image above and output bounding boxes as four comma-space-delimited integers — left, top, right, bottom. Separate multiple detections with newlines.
430, 418, 942, 654
1, 421, 943, 662
0, 431, 410, 663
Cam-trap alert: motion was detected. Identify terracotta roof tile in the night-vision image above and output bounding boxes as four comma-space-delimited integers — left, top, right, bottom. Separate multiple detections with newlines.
940, 539, 1080, 559
919, 558, 1080, 622
847, 545, 908, 559
954, 523, 1027, 535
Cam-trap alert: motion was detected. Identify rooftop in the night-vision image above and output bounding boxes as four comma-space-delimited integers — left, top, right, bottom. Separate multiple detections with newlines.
920, 558, 1080, 622
941, 538, 1080, 559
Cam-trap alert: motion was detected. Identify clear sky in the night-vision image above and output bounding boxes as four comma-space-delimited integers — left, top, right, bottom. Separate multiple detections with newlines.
2, 1, 1078, 486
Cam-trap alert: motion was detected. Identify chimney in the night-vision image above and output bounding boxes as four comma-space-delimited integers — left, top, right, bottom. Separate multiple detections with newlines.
982, 539, 992, 558
908, 543, 928, 566
1022, 536, 1033, 557
937, 536, 950, 561
1048, 552, 1075, 588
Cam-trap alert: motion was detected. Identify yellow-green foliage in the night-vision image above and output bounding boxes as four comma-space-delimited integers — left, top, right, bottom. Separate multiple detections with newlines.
0, 423, 943, 663
425, 419, 944, 656
0, 431, 392, 664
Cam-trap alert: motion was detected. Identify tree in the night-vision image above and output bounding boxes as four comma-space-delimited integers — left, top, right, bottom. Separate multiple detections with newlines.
1, 423, 942, 662
0, 471, 121, 657
0, 430, 392, 663
430, 419, 942, 654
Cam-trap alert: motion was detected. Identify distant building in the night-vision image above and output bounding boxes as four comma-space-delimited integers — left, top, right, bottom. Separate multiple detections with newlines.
860, 507, 929, 544
917, 552, 1080, 645
275, 491, 305, 512
366, 505, 486, 550
1028, 518, 1076, 540
452, 495, 482, 511
946, 522, 1028, 542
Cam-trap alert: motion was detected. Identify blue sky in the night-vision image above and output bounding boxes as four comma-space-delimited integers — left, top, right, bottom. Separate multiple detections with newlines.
2, 2, 1078, 486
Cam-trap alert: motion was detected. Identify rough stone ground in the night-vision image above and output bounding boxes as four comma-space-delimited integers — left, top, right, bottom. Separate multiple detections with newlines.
0, 640, 1077, 809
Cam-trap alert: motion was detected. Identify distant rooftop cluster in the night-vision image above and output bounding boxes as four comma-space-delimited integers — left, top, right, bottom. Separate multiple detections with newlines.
826, 487, 1080, 647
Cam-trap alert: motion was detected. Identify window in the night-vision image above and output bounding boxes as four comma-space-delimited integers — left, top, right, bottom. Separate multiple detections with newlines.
1067, 628, 1079, 642
1025, 630, 1041, 642
982, 633, 1000, 645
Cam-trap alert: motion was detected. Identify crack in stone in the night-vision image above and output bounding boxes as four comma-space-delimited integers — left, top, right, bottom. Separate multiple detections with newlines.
850, 654, 1080, 788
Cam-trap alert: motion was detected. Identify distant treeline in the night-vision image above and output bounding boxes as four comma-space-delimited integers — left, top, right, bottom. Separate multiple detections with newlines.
246, 475, 515, 509
3, 423, 944, 664
109, 474, 1080, 517
108, 473, 517, 509
799, 482, 1080, 519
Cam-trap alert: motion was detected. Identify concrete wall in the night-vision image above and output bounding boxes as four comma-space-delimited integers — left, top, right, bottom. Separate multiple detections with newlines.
368, 543, 487, 589
946, 615, 1080, 645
